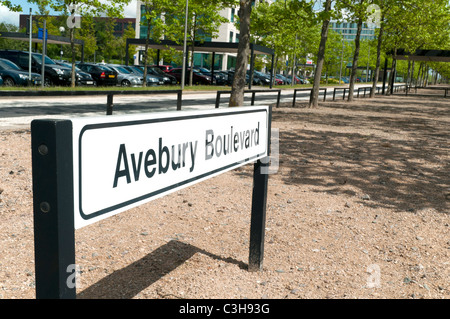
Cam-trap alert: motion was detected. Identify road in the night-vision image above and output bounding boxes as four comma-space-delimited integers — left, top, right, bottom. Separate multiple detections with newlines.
0, 84, 383, 130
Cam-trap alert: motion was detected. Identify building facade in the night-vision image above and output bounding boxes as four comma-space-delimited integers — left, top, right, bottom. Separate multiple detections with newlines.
134, 1, 239, 70
330, 21, 376, 41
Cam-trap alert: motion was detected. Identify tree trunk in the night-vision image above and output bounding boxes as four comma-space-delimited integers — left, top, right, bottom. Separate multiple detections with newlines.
348, 17, 363, 101
370, 17, 384, 98
229, 0, 252, 107
308, 0, 332, 108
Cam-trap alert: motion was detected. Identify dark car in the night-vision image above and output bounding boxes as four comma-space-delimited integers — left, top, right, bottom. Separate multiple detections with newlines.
146, 66, 177, 85
55, 61, 95, 86
224, 70, 250, 86
122, 65, 165, 86
0, 50, 71, 86
197, 67, 227, 85
248, 70, 270, 85
77, 63, 118, 86
0, 58, 41, 86
168, 68, 215, 85
150, 64, 174, 73
0, 75, 3, 86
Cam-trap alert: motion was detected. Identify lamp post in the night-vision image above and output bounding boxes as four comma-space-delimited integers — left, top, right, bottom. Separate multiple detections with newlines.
59, 26, 65, 61
181, 0, 189, 90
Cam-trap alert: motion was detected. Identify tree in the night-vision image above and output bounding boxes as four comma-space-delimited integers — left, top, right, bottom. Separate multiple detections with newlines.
0, 0, 21, 11
28, 0, 132, 87
139, 0, 167, 87
251, 0, 319, 83
163, 0, 230, 86
229, 0, 252, 106
309, 0, 333, 108
336, 0, 372, 102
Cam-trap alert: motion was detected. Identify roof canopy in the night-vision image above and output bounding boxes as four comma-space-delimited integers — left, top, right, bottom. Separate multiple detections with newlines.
126, 39, 274, 56
0, 31, 84, 46
395, 49, 450, 62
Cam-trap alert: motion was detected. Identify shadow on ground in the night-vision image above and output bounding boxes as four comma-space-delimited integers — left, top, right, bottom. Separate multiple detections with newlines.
77, 240, 246, 299
255, 90, 449, 214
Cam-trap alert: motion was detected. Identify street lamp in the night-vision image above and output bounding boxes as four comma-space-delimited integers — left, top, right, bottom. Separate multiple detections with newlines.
181, 0, 188, 90
59, 26, 65, 61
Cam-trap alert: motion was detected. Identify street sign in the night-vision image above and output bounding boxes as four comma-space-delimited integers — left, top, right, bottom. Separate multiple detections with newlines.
31, 106, 272, 298
71, 106, 269, 229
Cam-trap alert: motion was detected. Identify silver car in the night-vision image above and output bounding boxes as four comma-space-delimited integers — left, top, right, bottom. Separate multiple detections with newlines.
106, 64, 143, 87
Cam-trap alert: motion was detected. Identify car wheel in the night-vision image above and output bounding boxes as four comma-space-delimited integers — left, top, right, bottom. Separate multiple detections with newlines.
121, 79, 131, 87
44, 77, 53, 87
3, 77, 15, 86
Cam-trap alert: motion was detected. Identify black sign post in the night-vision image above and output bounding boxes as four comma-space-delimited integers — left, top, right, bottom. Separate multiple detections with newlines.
31, 120, 76, 299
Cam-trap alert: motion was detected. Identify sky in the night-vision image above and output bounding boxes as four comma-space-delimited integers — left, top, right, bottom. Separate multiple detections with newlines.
0, 0, 138, 27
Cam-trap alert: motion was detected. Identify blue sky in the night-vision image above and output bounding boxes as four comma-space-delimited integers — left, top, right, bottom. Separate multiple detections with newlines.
0, 0, 138, 26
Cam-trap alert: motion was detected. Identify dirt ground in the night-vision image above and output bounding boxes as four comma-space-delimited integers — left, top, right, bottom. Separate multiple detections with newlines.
0, 88, 448, 300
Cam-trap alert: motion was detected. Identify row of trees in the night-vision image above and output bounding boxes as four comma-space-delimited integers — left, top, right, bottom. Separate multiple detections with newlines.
1, 0, 449, 106
248, 0, 450, 107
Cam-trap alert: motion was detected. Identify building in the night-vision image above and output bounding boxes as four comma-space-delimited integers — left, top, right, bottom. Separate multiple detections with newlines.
330, 21, 376, 41
134, 1, 240, 70
19, 14, 136, 37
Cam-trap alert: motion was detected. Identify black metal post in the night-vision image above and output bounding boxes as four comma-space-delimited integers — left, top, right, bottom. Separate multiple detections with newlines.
248, 106, 271, 272
249, 46, 255, 90
382, 58, 388, 95
31, 119, 76, 299
269, 54, 274, 89
106, 94, 114, 115
177, 91, 182, 110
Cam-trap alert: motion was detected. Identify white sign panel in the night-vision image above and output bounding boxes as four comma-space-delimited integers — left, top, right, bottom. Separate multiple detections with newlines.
72, 106, 270, 229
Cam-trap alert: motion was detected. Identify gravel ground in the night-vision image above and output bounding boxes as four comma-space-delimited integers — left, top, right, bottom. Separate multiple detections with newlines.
0, 88, 448, 300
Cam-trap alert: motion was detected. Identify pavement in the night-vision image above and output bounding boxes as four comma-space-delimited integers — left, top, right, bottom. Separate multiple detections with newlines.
0, 84, 384, 130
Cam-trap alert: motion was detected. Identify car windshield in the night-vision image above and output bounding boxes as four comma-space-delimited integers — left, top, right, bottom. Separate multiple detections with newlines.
198, 68, 210, 73
60, 62, 82, 72
130, 66, 143, 74
97, 65, 113, 71
0, 59, 21, 70
32, 54, 56, 65
112, 66, 131, 74
150, 67, 165, 75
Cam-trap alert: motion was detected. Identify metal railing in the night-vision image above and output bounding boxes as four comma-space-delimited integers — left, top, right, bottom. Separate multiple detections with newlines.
0, 89, 183, 115
215, 89, 281, 108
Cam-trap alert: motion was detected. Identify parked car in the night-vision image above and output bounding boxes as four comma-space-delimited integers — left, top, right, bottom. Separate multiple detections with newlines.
150, 64, 174, 73
248, 70, 269, 85
106, 64, 144, 87
132, 65, 176, 85
0, 58, 41, 86
224, 70, 250, 85
122, 65, 162, 86
147, 66, 177, 85
0, 50, 71, 86
168, 68, 215, 85
77, 63, 118, 86
55, 61, 95, 86
196, 67, 227, 85
0, 75, 3, 86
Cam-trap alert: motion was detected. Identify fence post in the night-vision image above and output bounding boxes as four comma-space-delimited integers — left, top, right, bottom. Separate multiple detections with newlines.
276, 90, 281, 108
177, 90, 182, 110
251, 91, 256, 106
106, 94, 114, 115
292, 89, 297, 108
